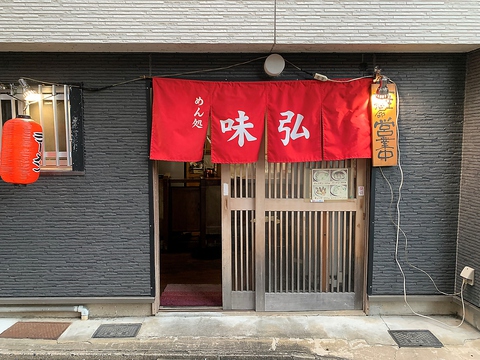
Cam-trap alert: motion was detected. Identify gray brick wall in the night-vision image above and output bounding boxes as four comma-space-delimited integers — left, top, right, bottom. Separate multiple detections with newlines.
0, 52, 466, 298
0, 53, 152, 297
369, 54, 465, 295
457, 50, 480, 307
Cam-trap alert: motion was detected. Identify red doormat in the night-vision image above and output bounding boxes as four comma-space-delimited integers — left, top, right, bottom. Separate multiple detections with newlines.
0, 321, 71, 340
161, 284, 222, 306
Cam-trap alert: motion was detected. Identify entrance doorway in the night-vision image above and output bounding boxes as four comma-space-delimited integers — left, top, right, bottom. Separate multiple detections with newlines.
221, 155, 368, 311
157, 161, 222, 308
153, 155, 368, 311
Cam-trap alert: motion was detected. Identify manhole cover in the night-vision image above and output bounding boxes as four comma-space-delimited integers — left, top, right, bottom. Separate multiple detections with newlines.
388, 330, 443, 348
92, 323, 141, 338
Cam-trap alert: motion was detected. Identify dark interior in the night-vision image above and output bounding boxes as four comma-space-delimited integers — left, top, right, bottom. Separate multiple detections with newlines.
159, 165, 222, 306
160, 233, 222, 293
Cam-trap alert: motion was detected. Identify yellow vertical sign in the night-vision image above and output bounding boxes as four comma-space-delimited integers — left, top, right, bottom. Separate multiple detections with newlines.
371, 83, 398, 167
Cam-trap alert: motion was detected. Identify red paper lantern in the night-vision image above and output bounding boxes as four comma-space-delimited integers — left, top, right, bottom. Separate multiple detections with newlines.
0, 115, 43, 185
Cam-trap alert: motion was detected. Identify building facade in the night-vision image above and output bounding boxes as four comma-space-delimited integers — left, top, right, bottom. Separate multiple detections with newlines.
0, 1, 479, 327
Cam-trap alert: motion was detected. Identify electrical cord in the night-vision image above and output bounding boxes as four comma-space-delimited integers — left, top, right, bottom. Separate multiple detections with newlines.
11, 56, 371, 93
156, 56, 269, 78
11, 56, 270, 92
380, 166, 463, 297
378, 107, 462, 298
83, 76, 146, 92
13, 77, 81, 88
288, 57, 374, 82
379, 83, 467, 328
326, 76, 373, 83
284, 59, 315, 78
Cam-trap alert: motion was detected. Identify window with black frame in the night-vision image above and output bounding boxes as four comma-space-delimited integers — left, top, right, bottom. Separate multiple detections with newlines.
0, 83, 84, 172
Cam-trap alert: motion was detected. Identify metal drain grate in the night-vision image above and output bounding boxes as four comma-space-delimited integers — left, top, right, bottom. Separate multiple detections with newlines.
92, 323, 142, 338
388, 330, 443, 348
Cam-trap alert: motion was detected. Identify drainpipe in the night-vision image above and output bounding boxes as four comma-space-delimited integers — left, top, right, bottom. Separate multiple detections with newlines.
0, 305, 89, 320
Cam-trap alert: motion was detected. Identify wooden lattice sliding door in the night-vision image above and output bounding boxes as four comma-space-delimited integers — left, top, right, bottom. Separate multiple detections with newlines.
262, 158, 366, 310
222, 156, 367, 311
221, 163, 257, 309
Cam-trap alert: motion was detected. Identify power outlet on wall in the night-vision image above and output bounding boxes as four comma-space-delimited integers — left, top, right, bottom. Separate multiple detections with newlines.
460, 266, 475, 286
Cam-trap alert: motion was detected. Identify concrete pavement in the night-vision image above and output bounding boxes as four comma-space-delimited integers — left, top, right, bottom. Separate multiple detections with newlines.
0, 311, 479, 359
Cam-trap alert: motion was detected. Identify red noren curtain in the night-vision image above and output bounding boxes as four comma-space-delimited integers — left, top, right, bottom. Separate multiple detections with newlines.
150, 77, 372, 163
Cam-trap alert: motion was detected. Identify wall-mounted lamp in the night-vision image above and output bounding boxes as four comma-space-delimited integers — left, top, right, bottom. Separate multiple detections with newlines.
371, 66, 398, 167
373, 66, 390, 99
18, 78, 40, 102
375, 76, 390, 100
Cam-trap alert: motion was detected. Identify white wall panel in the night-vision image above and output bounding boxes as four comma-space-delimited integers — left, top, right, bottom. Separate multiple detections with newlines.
0, 0, 275, 52
0, 0, 479, 52
274, 1, 480, 52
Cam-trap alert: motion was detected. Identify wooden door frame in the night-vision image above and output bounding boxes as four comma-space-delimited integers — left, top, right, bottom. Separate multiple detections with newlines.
254, 152, 266, 311
152, 161, 161, 314
354, 158, 367, 309
221, 164, 232, 309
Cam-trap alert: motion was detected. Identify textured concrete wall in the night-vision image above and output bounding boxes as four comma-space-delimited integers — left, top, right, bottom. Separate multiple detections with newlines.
457, 50, 480, 307
0, 1, 479, 52
0, 52, 465, 298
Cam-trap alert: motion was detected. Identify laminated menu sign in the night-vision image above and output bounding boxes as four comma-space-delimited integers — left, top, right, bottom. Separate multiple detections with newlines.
311, 169, 349, 201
